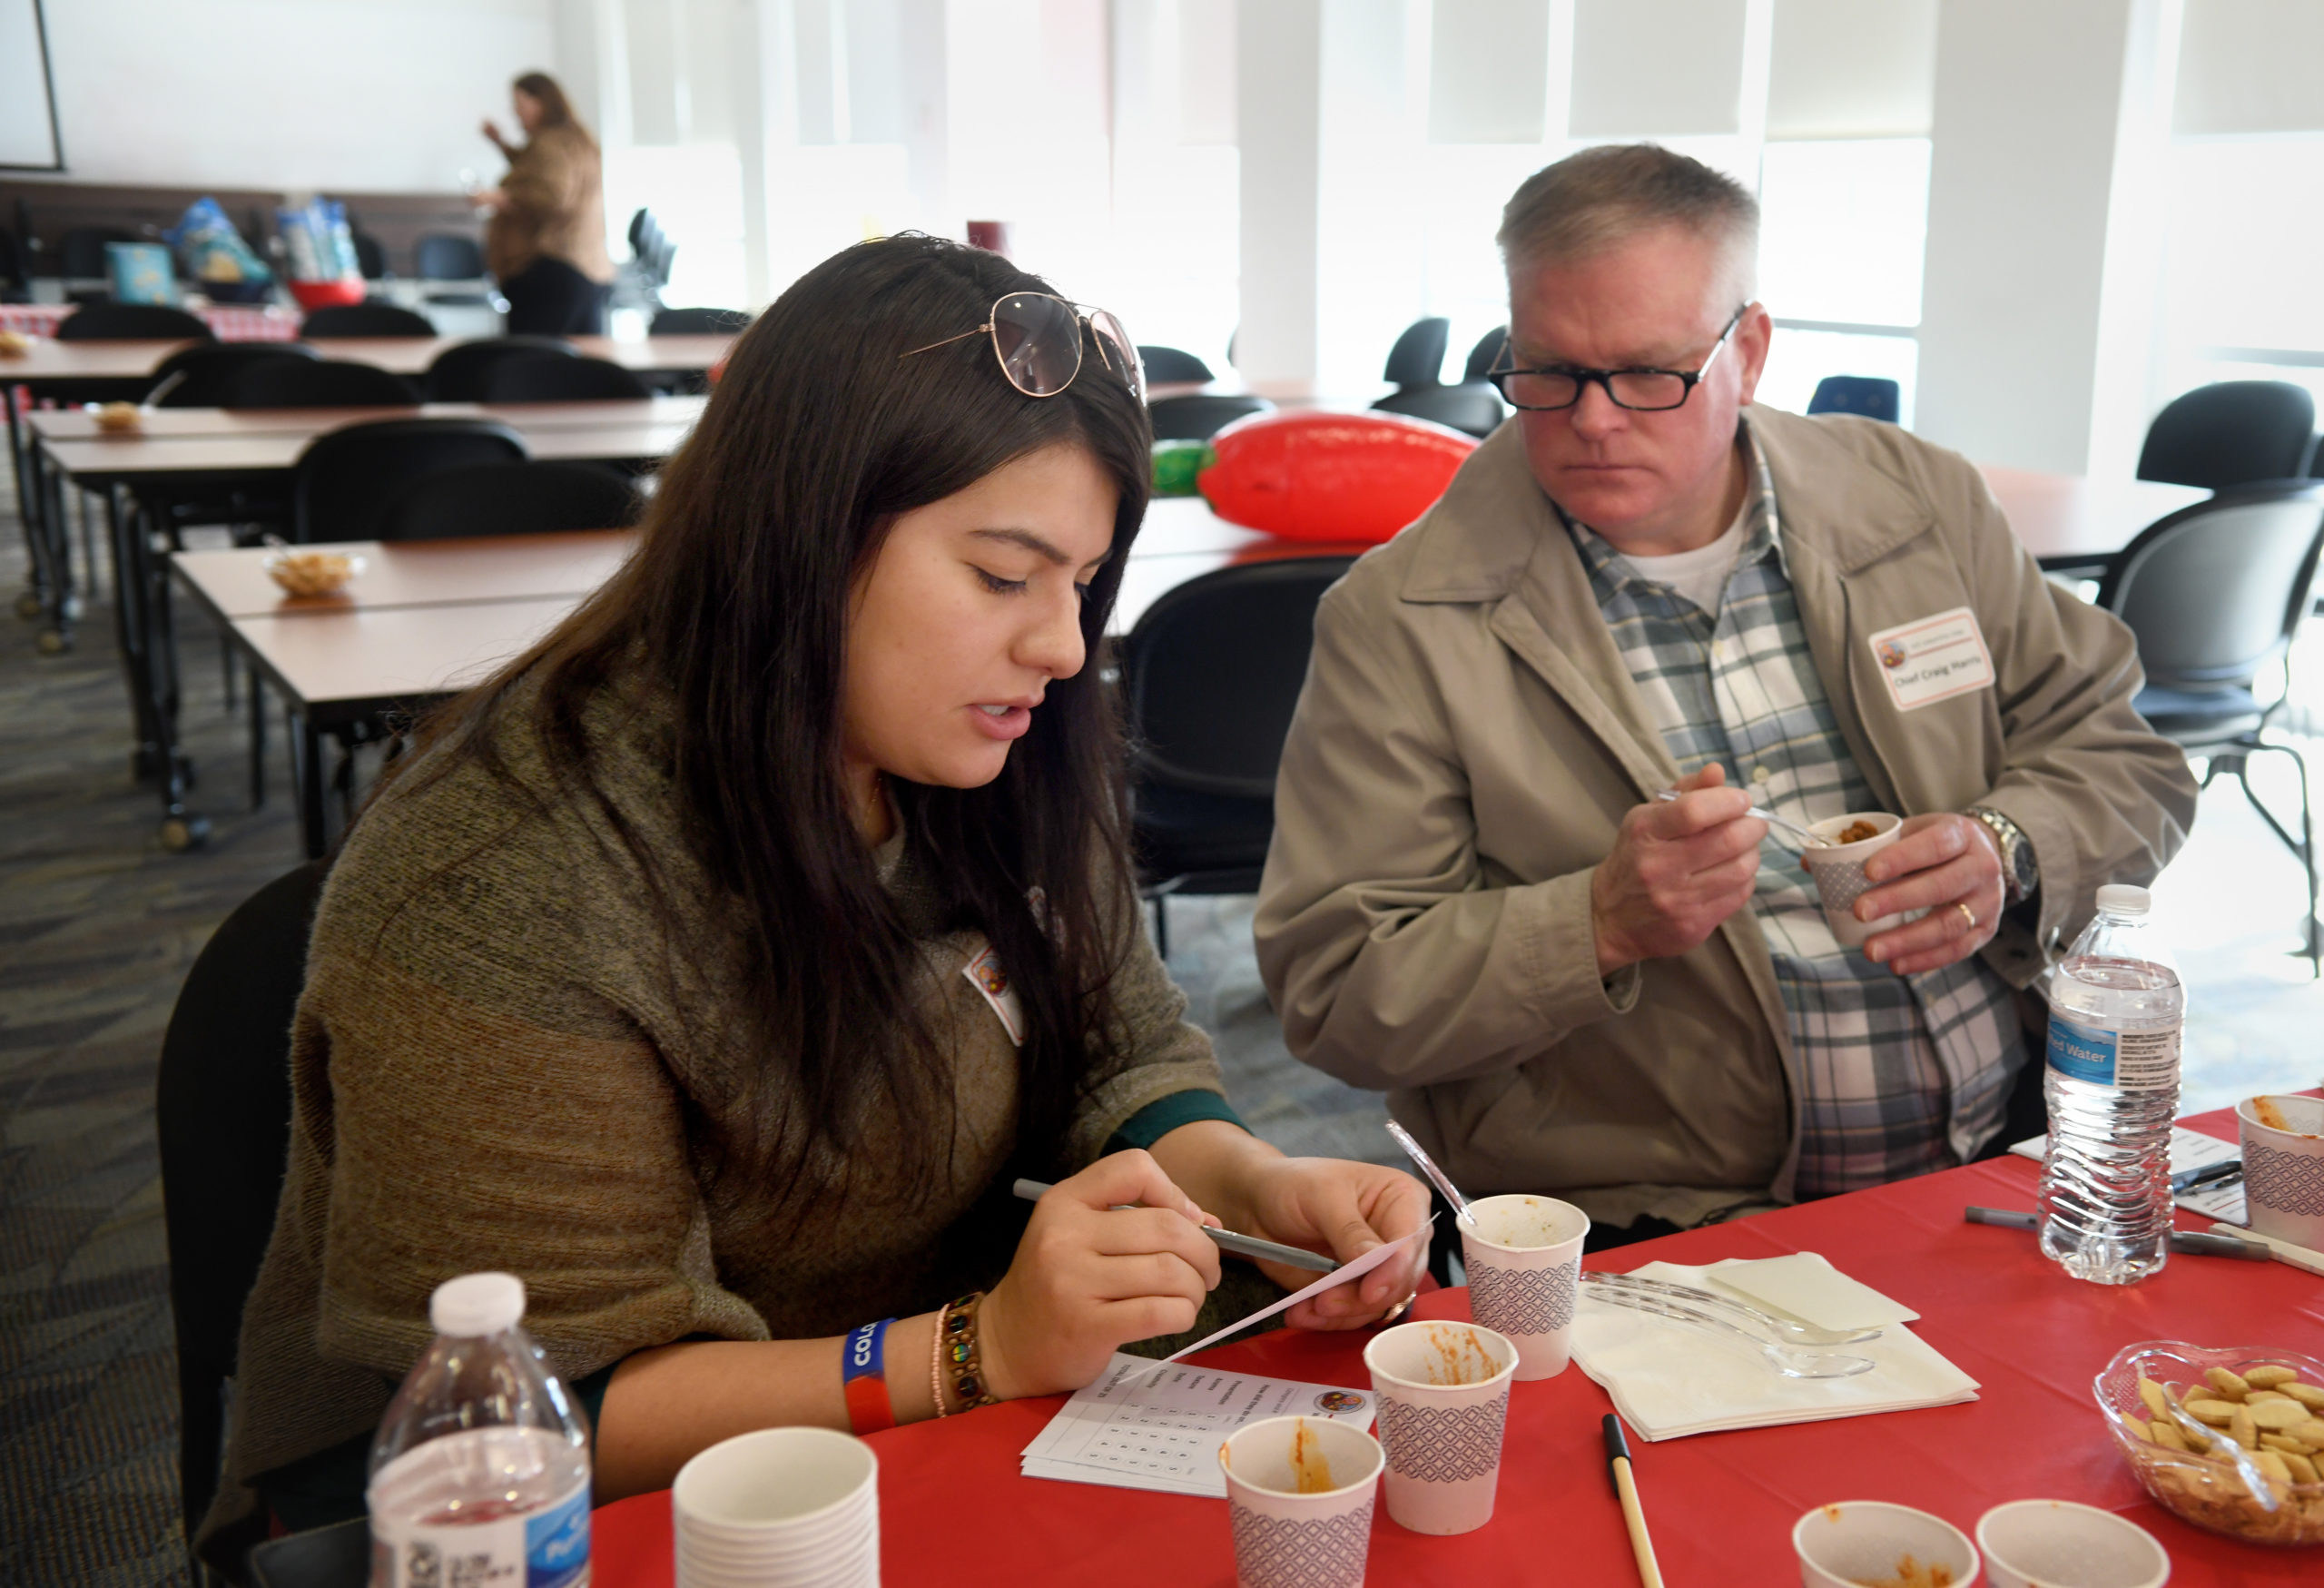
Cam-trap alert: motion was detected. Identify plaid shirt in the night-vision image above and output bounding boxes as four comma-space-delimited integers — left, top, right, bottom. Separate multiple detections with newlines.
1566, 429, 2024, 1195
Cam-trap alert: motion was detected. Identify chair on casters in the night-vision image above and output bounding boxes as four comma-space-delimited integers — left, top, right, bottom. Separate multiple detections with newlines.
1462, 327, 1508, 383
57, 301, 214, 342
374, 460, 643, 541
1372, 317, 1504, 438
476, 351, 653, 403
158, 860, 331, 1587
299, 302, 435, 338
1120, 555, 1358, 957
421, 335, 576, 400
2138, 381, 2317, 489
147, 344, 321, 408
1148, 393, 1273, 442
1807, 376, 1901, 423
2097, 479, 2324, 973
225, 360, 419, 409
291, 418, 528, 543
1382, 318, 1450, 389
1137, 345, 1215, 384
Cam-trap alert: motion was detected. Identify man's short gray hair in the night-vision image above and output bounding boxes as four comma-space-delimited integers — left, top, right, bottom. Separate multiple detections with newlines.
1498, 143, 1759, 305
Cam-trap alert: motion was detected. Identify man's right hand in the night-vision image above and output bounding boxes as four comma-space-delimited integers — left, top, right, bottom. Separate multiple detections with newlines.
1590, 764, 1766, 975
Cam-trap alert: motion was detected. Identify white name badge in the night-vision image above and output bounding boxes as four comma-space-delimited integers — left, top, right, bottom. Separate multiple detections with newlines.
962, 944, 1026, 1047
1866, 606, 1995, 712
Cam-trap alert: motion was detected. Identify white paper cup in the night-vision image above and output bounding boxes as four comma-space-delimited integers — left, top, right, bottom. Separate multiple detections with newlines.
1794, 1501, 1980, 1588
1975, 1500, 2169, 1588
1797, 813, 1909, 949
1362, 1320, 1519, 1536
2240, 1094, 2324, 1251
672, 1426, 879, 1588
1217, 1415, 1384, 1588
1458, 1194, 1588, 1381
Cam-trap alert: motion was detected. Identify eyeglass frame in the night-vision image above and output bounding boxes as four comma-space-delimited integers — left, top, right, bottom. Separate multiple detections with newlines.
901, 292, 1143, 400
1487, 303, 1753, 413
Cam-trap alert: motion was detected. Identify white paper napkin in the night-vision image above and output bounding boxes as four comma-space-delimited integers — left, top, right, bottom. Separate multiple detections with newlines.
1571, 1260, 1980, 1441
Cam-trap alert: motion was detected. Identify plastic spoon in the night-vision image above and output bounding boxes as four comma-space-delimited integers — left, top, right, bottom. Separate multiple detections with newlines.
1384, 1119, 1477, 1228
1652, 786, 1830, 849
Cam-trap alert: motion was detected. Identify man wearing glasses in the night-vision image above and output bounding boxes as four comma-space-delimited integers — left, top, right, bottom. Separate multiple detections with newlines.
1255, 144, 2196, 1246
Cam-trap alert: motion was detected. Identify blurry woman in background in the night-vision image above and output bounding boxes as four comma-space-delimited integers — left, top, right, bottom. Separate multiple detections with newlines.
478, 71, 615, 334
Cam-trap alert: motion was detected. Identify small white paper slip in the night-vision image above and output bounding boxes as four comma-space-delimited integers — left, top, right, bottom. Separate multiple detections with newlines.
1703, 1252, 1919, 1331
2008, 1127, 2247, 1223
1019, 1353, 1374, 1498
1866, 606, 1995, 712
1572, 1260, 1979, 1442
1126, 1218, 1433, 1379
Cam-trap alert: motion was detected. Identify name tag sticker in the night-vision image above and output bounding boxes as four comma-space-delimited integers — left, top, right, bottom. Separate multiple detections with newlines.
1867, 606, 1995, 712
962, 945, 1026, 1047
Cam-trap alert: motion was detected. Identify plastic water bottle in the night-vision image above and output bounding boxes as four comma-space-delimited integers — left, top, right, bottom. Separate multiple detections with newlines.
2038, 884, 2183, 1285
369, 1273, 593, 1588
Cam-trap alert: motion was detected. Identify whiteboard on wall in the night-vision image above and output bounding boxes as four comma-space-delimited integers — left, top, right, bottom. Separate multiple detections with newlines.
0, 0, 64, 170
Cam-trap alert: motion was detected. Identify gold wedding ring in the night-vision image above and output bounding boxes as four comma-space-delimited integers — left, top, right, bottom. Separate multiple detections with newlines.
1955, 901, 1977, 931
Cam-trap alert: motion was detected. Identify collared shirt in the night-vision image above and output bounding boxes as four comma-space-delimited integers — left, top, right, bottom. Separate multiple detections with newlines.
1565, 427, 2025, 1195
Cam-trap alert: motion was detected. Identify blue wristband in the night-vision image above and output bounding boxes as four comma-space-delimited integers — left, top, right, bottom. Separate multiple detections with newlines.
842, 1317, 896, 1434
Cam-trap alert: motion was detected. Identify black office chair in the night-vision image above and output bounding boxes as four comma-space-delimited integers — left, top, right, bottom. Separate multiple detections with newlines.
60, 224, 136, 280
57, 301, 214, 341
299, 302, 435, 338
477, 351, 653, 403
226, 359, 419, 409
1462, 327, 1507, 383
414, 232, 487, 280
147, 344, 322, 408
626, 207, 676, 301
1138, 345, 1215, 384
1373, 383, 1504, 439
650, 306, 752, 335
290, 417, 527, 543
2138, 381, 2317, 490
1808, 376, 1902, 423
350, 231, 389, 281
1383, 317, 1451, 390
374, 460, 643, 541
1148, 393, 1274, 442
1121, 555, 1358, 956
422, 335, 576, 400
2099, 480, 2324, 973
158, 859, 330, 1586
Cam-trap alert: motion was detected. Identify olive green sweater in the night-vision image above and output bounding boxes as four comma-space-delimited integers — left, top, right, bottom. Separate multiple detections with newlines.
202, 669, 1227, 1553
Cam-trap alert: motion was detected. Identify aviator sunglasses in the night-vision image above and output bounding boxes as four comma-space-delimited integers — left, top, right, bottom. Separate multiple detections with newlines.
902, 292, 1144, 401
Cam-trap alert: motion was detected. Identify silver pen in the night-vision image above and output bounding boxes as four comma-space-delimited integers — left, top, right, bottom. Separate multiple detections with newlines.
1012, 1179, 1341, 1272
1964, 1206, 2271, 1260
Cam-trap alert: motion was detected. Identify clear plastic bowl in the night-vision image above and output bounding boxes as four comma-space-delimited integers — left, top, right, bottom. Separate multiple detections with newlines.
2093, 1339, 2324, 1547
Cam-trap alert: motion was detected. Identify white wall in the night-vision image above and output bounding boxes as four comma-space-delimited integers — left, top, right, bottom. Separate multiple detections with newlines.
34, 0, 555, 192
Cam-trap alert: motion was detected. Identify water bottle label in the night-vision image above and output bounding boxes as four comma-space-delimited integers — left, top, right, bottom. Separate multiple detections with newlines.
527, 1482, 591, 1588
2046, 1013, 2179, 1090
372, 1471, 589, 1588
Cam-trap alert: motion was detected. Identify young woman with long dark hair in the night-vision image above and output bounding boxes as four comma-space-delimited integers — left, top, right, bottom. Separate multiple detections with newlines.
202, 235, 1426, 1555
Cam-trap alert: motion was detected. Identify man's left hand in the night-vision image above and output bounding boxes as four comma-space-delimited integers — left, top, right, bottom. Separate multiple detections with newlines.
1236, 1158, 1432, 1330
1856, 813, 2005, 975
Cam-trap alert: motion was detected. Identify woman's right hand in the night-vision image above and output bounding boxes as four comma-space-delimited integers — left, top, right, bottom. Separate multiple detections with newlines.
978, 1150, 1222, 1401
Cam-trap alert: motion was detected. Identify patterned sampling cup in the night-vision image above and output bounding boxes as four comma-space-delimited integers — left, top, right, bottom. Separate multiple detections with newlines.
1360, 1320, 1519, 1535
2240, 1093, 2324, 1250
1457, 1194, 1589, 1382
1797, 812, 1908, 950
1216, 1415, 1384, 1588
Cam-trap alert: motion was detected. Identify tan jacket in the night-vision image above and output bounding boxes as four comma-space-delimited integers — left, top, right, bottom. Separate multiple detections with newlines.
487, 123, 615, 283
1254, 406, 2199, 1229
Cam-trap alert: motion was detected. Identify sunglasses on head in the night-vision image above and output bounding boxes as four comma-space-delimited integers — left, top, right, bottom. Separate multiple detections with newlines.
902, 292, 1143, 401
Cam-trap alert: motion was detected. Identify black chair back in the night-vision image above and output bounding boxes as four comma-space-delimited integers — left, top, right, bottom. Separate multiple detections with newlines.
1124, 556, 1359, 800
61, 224, 135, 278
1462, 327, 1508, 383
2098, 481, 2324, 693
227, 359, 419, 409
300, 302, 436, 338
414, 232, 487, 280
377, 460, 644, 541
158, 860, 330, 1564
1807, 376, 1901, 423
649, 306, 752, 335
2138, 380, 2318, 490
1383, 317, 1450, 389
1148, 393, 1274, 442
477, 351, 653, 403
351, 230, 389, 280
57, 301, 214, 341
291, 418, 527, 542
1138, 345, 1215, 384
1372, 383, 1504, 439
147, 344, 320, 408
422, 335, 576, 400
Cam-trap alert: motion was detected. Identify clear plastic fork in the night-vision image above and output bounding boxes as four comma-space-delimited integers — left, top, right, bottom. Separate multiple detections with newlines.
1583, 1271, 1885, 1348
1581, 1278, 1877, 1379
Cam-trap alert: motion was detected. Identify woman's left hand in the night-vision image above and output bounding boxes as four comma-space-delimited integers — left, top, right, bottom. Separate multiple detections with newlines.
1235, 1158, 1431, 1330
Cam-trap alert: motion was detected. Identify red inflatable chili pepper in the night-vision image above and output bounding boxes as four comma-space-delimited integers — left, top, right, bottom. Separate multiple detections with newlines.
1196, 409, 1478, 543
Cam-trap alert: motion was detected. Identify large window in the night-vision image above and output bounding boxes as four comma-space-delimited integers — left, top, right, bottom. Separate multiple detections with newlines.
2152, 132, 2324, 415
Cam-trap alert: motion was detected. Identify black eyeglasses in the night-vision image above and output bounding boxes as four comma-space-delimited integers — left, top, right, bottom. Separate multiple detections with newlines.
1488, 305, 1750, 412
901, 292, 1143, 400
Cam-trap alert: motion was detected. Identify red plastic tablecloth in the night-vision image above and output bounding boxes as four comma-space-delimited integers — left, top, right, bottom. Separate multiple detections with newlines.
594, 1104, 2322, 1584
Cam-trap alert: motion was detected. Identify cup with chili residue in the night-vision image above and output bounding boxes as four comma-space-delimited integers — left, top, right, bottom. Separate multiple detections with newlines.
1797, 812, 1911, 950
1217, 1415, 1384, 1588
1458, 1193, 1588, 1382
2240, 1092, 2324, 1251
1361, 1320, 1518, 1535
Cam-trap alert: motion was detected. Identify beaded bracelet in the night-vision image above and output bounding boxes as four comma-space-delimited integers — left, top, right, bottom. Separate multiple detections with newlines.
931, 1290, 1000, 1415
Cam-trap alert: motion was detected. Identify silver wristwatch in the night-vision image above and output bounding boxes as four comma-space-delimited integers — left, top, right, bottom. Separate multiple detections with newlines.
1966, 805, 2038, 906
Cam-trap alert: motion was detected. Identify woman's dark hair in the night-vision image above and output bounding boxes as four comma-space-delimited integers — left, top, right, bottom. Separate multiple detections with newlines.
513, 72, 588, 143
383, 234, 1151, 1208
